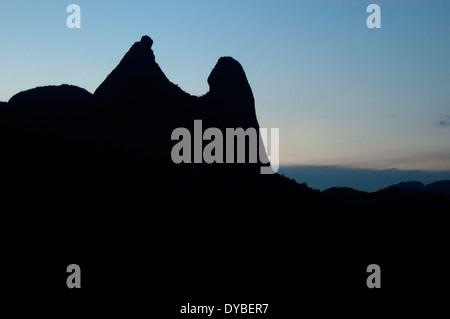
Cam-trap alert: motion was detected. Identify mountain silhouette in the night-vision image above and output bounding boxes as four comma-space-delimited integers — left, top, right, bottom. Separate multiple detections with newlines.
94, 36, 187, 102
1, 35, 450, 310
1, 35, 273, 248
9, 84, 92, 105
388, 181, 427, 192
388, 180, 450, 195
426, 180, 450, 195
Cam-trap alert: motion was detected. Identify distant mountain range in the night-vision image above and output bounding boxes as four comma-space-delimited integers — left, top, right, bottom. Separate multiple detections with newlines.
278, 165, 450, 192
387, 180, 450, 195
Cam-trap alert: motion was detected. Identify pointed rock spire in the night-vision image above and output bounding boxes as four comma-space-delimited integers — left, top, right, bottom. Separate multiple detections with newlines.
206, 57, 257, 125
93, 35, 179, 102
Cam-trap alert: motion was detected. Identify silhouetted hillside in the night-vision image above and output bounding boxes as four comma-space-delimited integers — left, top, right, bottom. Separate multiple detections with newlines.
1, 35, 450, 312
9, 84, 92, 105
427, 180, 450, 195
388, 180, 450, 195
388, 181, 427, 192
94, 36, 188, 103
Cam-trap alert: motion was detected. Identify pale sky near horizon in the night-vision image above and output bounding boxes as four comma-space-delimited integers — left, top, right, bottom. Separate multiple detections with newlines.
1, 0, 449, 171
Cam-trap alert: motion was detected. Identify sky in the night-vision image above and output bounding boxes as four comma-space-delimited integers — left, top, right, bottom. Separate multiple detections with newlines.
1, 0, 450, 173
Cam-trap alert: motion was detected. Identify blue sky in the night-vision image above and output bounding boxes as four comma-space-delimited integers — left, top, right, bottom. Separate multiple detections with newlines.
1, 0, 450, 172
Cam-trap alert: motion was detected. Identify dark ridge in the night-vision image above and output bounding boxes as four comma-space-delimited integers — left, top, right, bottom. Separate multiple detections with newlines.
94, 35, 188, 102
322, 186, 367, 195
204, 56, 257, 125
8, 84, 92, 105
1, 35, 450, 309
426, 180, 450, 195
387, 180, 450, 195
387, 181, 427, 192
